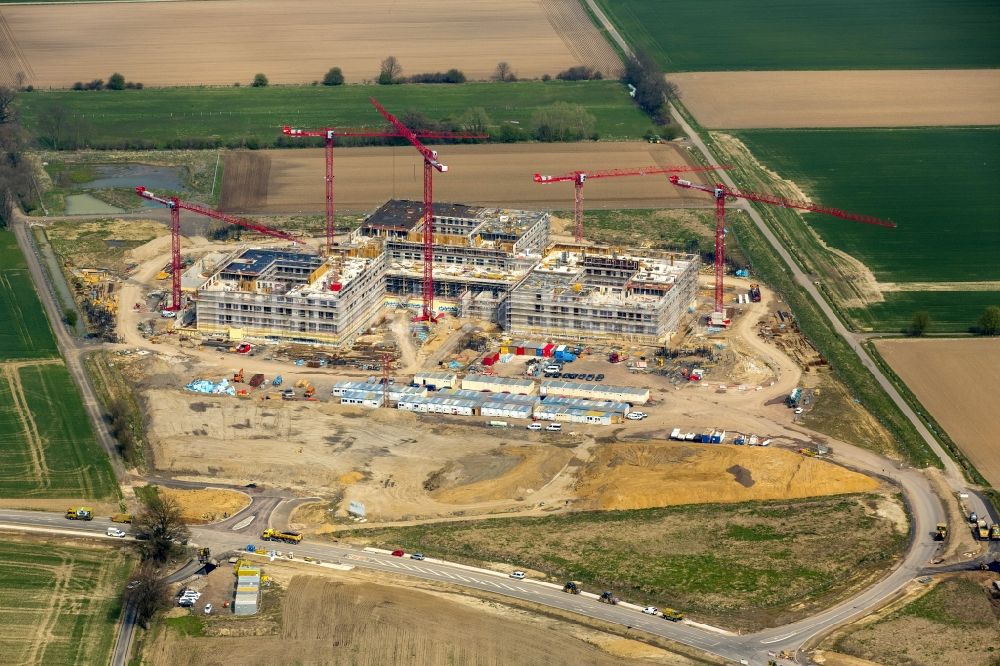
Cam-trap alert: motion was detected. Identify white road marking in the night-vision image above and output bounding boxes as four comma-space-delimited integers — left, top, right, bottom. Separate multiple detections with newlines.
760, 632, 798, 644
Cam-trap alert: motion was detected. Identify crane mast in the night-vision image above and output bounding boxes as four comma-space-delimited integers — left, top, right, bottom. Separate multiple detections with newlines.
667, 176, 895, 320
533, 165, 730, 243
135, 186, 301, 311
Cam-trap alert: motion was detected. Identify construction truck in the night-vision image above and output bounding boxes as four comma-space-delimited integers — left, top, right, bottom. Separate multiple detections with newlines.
562, 581, 581, 594
233, 368, 245, 383
662, 608, 685, 622
991, 523, 1000, 540
197, 547, 211, 563
261, 528, 302, 544
977, 519, 990, 540
248, 373, 266, 389
65, 507, 94, 521
748, 283, 762, 303
598, 591, 619, 605
111, 513, 133, 523
934, 523, 948, 541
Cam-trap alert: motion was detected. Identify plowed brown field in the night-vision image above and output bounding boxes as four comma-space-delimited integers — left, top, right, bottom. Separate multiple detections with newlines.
0, 0, 619, 88
874, 338, 1000, 488
672, 70, 1000, 128
220, 142, 714, 213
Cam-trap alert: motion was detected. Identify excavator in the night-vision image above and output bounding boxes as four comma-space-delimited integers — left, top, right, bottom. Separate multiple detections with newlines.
562, 581, 581, 594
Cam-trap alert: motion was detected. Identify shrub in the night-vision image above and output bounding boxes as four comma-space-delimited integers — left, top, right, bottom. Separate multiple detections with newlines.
251, 73, 268, 87
322, 67, 345, 86
556, 66, 602, 81
531, 102, 596, 142
106, 72, 126, 90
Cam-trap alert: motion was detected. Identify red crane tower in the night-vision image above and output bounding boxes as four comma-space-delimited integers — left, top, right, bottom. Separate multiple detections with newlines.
135, 186, 302, 311
667, 176, 896, 322
369, 98, 451, 322
533, 165, 731, 243
281, 125, 486, 253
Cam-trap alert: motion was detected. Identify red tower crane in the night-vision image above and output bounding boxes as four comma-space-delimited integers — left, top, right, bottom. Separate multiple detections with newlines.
135, 186, 302, 311
667, 176, 896, 321
533, 165, 732, 243
281, 125, 486, 253
369, 97, 451, 322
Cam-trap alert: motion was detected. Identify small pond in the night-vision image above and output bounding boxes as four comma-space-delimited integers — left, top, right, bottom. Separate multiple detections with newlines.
64, 194, 124, 215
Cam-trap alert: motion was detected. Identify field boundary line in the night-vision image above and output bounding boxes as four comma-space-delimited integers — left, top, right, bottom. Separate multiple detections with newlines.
2, 364, 50, 487
24, 553, 72, 665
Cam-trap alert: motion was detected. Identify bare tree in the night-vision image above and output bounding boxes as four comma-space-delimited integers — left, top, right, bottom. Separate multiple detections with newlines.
493, 61, 517, 82
0, 86, 16, 124
36, 102, 69, 149
124, 563, 169, 628
378, 56, 403, 85
133, 492, 189, 564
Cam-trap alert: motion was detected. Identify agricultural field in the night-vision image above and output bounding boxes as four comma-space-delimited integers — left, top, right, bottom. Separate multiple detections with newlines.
0, 231, 59, 361
0, 363, 117, 498
671, 70, 1000, 129
874, 338, 1000, 489
0, 536, 133, 666
220, 142, 713, 214
340, 494, 907, 631
145, 570, 682, 666
594, 0, 1000, 71
826, 573, 1000, 666
0, 0, 618, 88
16, 81, 654, 149
730, 128, 1000, 332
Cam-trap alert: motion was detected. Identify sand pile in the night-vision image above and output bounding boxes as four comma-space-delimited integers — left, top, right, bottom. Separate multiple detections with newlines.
575, 442, 878, 510
158, 487, 251, 524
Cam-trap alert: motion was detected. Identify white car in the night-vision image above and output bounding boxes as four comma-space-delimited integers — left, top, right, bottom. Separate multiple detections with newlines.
527, 422, 542, 431
509, 571, 526, 579
642, 606, 659, 615
625, 412, 645, 420
160, 310, 176, 318
203, 603, 213, 615
545, 423, 562, 432
106, 527, 126, 538
794, 407, 804, 415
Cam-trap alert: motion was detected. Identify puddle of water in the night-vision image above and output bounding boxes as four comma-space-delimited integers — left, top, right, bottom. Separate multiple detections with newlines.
64, 194, 125, 215
80, 164, 186, 191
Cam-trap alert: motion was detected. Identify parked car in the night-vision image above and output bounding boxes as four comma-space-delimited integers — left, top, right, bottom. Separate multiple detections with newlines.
552, 372, 562, 378
642, 606, 659, 615
282, 388, 296, 399
509, 571, 526, 579
545, 423, 562, 432
391, 549, 405, 557
527, 422, 542, 431
160, 310, 176, 319
410, 553, 425, 561
584, 374, 595, 381
203, 603, 213, 615
625, 412, 647, 421
794, 407, 804, 414
595, 373, 605, 381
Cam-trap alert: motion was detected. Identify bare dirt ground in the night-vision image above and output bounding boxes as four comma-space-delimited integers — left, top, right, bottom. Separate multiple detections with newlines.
874, 338, 1000, 488
671, 70, 1000, 128
220, 142, 713, 214
575, 441, 878, 510
819, 572, 1000, 666
1, 0, 619, 88
146, 567, 697, 666
157, 487, 251, 525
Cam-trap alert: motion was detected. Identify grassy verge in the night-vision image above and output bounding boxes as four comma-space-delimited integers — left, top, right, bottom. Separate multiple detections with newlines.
723, 210, 938, 467
0, 536, 134, 665
164, 615, 205, 637
338, 494, 906, 631
831, 574, 999, 666
84, 351, 148, 469
17, 81, 655, 149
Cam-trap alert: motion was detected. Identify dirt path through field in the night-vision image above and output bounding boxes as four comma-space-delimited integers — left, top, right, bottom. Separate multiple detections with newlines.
672, 70, 1000, 128
23, 555, 72, 665
2, 0, 618, 88
221, 142, 714, 214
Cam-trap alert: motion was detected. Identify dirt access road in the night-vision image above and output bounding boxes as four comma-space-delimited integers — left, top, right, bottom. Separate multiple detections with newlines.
0, 0, 618, 88
220, 142, 714, 214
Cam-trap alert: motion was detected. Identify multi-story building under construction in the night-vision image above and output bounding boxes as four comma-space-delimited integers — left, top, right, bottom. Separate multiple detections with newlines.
193, 200, 698, 346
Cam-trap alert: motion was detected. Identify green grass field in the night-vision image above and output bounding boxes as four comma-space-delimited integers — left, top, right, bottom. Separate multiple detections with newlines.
342, 495, 905, 630
0, 538, 132, 665
0, 231, 59, 361
595, 0, 1000, 71
16, 81, 653, 149
733, 128, 1000, 331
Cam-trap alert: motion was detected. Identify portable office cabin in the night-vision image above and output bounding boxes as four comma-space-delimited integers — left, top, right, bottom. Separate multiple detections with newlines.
481, 400, 534, 419
540, 380, 650, 405
461, 374, 536, 394
413, 371, 458, 389
339, 389, 383, 408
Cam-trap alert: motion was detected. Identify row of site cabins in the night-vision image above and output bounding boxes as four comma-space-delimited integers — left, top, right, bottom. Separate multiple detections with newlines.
331, 373, 649, 425
669, 428, 772, 446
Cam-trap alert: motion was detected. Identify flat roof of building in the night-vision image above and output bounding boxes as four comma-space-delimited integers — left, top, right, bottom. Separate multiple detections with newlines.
462, 375, 535, 388
365, 199, 481, 231
221, 248, 322, 277
541, 380, 650, 399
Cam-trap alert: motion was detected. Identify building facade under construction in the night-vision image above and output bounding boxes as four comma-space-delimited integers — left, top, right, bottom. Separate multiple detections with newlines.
193, 200, 698, 346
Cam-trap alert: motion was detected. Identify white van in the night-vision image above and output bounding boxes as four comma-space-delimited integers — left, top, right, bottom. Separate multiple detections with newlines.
545, 423, 562, 432
107, 527, 126, 538
543, 364, 561, 374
